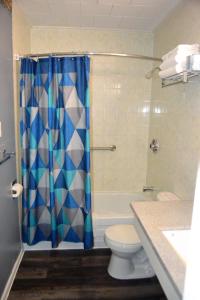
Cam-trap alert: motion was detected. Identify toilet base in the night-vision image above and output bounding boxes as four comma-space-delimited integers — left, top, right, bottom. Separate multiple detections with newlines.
107, 248, 155, 280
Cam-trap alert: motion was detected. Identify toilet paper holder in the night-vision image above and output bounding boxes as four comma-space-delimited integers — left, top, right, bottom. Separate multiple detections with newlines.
11, 180, 23, 198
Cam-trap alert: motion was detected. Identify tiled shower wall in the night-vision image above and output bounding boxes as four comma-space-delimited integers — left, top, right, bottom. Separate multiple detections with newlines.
31, 27, 153, 192
147, 0, 200, 200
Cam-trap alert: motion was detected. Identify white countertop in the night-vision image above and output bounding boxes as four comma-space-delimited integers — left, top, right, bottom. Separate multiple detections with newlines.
131, 200, 193, 297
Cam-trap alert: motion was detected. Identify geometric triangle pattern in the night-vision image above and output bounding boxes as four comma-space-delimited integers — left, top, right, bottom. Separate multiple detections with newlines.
20, 56, 93, 249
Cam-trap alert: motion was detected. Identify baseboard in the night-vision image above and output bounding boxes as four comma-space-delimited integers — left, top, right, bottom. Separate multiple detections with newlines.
1, 249, 24, 300
23, 241, 84, 251
23, 241, 106, 250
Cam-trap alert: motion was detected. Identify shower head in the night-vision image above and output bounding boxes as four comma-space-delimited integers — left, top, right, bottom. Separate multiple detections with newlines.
145, 66, 160, 79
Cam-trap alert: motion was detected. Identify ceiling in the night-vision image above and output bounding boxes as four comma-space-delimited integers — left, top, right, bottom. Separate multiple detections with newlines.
16, 0, 182, 31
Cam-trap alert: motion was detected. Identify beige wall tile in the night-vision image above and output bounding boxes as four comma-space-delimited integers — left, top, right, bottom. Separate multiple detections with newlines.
30, 27, 153, 192
147, 0, 200, 201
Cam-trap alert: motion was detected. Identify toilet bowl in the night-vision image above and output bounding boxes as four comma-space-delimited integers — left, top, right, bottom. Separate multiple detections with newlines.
104, 224, 155, 279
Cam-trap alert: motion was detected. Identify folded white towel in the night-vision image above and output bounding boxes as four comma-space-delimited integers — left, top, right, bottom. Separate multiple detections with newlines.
159, 65, 187, 79
190, 54, 200, 71
161, 49, 200, 70
160, 56, 188, 70
162, 44, 200, 61
157, 192, 180, 201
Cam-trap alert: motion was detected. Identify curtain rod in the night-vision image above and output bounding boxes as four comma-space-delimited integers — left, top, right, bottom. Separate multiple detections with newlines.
15, 52, 162, 62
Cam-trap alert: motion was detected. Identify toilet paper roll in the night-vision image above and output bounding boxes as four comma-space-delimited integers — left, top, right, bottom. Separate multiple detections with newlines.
11, 183, 23, 198
157, 192, 180, 201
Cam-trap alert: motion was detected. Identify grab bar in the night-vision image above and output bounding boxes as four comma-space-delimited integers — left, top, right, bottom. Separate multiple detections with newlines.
90, 145, 116, 151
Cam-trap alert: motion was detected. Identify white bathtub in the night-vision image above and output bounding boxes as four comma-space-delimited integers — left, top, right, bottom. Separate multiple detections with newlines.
24, 191, 155, 251
92, 192, 155, 248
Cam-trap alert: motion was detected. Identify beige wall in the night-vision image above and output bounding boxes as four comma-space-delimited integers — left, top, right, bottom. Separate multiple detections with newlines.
12, 1, 31, 55
147, 0, 200, 200
12, 0, 31, 180
31, 27, 153, 192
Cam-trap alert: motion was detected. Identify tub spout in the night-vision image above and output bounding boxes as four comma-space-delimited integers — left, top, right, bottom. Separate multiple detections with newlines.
143, 186, 156, 192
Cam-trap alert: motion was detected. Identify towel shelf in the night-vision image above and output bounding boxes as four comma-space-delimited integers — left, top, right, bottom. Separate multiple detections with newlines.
161, 70, 200, 87
161, 55, 200, 87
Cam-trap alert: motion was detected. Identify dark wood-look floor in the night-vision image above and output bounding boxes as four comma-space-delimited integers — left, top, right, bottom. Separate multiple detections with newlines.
8, 249, 167, 300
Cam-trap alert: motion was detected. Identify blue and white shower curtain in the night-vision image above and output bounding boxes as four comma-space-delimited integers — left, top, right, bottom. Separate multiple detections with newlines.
20, 56, 93, 249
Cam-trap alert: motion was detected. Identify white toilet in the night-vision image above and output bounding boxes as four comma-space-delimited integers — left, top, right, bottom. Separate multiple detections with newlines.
104, 224, 155, 279
104, 191, 180, 280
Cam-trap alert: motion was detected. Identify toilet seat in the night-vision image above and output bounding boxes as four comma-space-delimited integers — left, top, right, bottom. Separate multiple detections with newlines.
105, 224, 141, 251
105, 224, 140, 245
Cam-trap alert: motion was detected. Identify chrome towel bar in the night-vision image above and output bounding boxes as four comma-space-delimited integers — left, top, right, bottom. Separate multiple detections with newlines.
0, 154, 11, 165
90, 145, 116, 151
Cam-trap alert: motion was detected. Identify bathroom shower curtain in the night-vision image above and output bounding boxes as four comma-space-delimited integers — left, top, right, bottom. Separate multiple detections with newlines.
20, 56, 93, 249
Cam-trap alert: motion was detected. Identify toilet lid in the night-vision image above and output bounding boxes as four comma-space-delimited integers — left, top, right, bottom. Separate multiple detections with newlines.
105, 224, 140, 245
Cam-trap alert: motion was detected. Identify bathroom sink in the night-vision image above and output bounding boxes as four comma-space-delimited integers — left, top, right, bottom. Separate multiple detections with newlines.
162, 229, 191, 263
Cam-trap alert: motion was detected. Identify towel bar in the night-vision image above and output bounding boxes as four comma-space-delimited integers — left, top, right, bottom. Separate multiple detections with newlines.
0, 154, 11, 166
